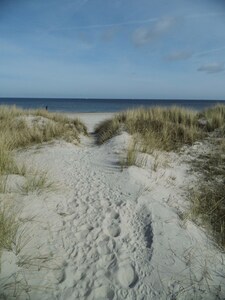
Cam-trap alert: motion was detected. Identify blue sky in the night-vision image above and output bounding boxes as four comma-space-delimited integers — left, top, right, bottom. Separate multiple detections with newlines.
0, 0, 225, 99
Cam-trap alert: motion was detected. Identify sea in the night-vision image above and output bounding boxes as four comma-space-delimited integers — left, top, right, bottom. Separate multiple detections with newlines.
0, 98, 224, 113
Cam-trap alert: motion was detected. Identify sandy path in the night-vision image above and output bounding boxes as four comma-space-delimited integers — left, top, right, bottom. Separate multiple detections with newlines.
1, 117, 225, 299
51, 136, 153, 299
66, 112, 114, 132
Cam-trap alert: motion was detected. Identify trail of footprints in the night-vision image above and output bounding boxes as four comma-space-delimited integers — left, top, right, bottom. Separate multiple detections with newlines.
51, 149, 154, 299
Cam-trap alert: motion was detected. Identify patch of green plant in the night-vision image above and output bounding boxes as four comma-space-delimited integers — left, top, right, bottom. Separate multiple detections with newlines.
189, 137, 225, 248
95, 106, 205, 151
19, 171, 55, 195
95, 105, 225, 152
0, 206, 19, 251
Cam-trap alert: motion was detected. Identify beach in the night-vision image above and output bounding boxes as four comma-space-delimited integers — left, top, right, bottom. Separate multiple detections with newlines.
66, 112, 114, 132
1, 111, 225, 299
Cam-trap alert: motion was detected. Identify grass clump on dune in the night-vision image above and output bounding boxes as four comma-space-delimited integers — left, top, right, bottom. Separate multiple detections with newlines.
95, 106, 203, 151
0, 105, 87, 182
200, 104, 225, 131
0, 105, 88, 170
0, 106, 88, 245
0, 206, 18, 251
96, 104, 225, 248
190, 138, 225, 248
0, 106, 87, 151
19, 171, 55, 195
95, 104, 225, 151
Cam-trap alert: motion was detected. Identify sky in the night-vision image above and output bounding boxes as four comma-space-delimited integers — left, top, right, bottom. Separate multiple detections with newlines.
0, 0, 225, 99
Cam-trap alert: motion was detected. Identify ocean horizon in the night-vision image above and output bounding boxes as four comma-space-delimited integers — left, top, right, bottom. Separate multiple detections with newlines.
0, 98, 225, 113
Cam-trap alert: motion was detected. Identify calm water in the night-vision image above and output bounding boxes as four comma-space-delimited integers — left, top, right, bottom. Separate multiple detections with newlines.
0, 98, 224, 113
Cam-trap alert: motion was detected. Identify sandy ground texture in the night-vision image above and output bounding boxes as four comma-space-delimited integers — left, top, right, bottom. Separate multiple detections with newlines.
66, 112, 114, 133
0, 113, 225, 299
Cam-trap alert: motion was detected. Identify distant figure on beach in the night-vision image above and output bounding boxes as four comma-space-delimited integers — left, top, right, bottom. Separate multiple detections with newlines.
45, 105, 48, 111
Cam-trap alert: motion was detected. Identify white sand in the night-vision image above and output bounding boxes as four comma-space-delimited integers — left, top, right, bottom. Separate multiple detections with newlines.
66, 112, 114, 133
1, 113, 225, 299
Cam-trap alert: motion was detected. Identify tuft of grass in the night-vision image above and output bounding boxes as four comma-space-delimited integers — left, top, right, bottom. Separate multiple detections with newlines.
0, 177, 7, 194
95, 106, 204, 151
120, 139, 147, 169
19, 171, 55, 195
95, 105, 225, 152
190, 182, 225, 247
0, 143, 17, 175
120, 141, 138, 169
0, 206, 19, 251
95, 118, 121, 144
199, 104, 225, 131
0, 105, 87, 151
0, 105, 87, 193
95, 104, 225, 248
189, 137, 225, 248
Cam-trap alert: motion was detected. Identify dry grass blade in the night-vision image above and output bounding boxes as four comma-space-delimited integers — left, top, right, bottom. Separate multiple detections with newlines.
19, 171, 55, 195
0, 206, 19, 251
190, 137, 225, 248
95, 106, 206, 151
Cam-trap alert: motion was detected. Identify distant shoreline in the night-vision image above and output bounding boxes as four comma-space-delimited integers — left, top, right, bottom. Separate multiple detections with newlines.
1, 97, 225, 101
1, 98, 225, 113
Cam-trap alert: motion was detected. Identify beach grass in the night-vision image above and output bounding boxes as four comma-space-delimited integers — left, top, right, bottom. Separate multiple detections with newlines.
95, 105, 225, 151
0, 105, 87, 177
0, 105, 88, 253
19, 171, 55, 195
0, 106, 87, 151
96, 104, 225, 247
0, 206, 18, 251
190, 137, 225, 248
95, 106, 204, 151
200, 104, 225, 131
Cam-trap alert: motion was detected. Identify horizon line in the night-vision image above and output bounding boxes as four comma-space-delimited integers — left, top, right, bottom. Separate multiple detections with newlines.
0, 97, 225, 101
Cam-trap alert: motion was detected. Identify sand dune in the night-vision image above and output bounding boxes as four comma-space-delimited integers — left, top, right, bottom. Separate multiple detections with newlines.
0, 113, 225, 299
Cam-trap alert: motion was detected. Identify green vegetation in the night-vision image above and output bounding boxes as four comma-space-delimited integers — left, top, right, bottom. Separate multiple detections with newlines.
190, 137, 225, 248
0, 105, 87, 252
95, 104, 225, 151
19, 171, 55, 195
96, 104, 225, 248
0, 206, 18, 251
0, 105, 87, 176
200, 104, 225, 131
0, 105, 87, 151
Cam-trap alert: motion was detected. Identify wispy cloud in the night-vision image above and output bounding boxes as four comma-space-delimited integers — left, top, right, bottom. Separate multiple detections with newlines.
186, 12, 225, 19
47, 11, 224, 33
165, 50, 193, 61
195, 46, 225, 57
101, 27, 119, 42
49, 17, 159, 32
197, 62, 224, 74
132, 17, 176, 46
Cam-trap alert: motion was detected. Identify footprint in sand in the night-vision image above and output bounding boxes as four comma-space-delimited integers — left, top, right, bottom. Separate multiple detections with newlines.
107, 223, 121, 237
93, 285, 114, 300
117, 263, 138, 288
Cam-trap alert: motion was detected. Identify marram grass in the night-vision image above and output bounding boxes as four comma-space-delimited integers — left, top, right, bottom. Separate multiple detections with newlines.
96, 104, 225, 248
0, 105, 87, 176
0, 206, 19, 251
0, 105, 88, 253
189, 138, 225, 248
95, 105, 225, 151
95, 106, 202, 151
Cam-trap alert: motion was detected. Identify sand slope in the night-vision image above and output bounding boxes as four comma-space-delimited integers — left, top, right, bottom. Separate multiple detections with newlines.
1, 114, 225, 299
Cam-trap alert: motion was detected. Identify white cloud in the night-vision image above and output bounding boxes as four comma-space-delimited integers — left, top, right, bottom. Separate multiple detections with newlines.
101, 27, 119, 42
195, 46, 225, 57
197, 62, 224, 74
132, 17, 175, 46
165, 50, 193, 61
